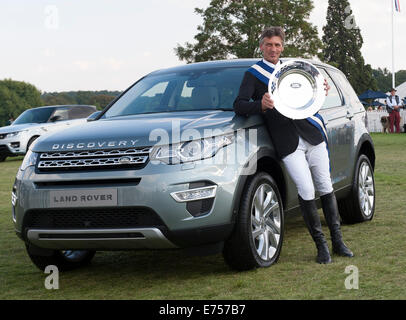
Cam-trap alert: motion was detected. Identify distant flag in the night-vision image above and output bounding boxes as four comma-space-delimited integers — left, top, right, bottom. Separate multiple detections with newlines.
392, 0, 401, 88
395, 0, 401, 12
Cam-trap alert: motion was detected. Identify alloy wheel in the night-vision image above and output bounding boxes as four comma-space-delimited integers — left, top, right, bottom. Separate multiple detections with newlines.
250, 183, 282, 261
358, 161, 375, 218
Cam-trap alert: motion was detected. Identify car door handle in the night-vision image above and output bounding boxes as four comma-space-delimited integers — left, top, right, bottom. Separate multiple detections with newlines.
346, 111, 354, 120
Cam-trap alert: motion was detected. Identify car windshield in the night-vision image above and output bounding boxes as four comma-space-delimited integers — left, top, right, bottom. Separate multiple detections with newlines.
13, 107, 55, 124
104, 66, 247, 118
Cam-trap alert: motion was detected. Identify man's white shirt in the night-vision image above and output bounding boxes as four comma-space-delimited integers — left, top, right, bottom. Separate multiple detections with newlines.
386, 95, 402, 109
262, 59, 282, 69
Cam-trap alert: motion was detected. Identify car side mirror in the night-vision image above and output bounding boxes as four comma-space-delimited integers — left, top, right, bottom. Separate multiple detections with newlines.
87, 111, 102, 122
49, 115, 62, 122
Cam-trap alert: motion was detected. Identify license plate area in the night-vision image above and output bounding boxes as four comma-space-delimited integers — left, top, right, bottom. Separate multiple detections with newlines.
49, 189, 118, 207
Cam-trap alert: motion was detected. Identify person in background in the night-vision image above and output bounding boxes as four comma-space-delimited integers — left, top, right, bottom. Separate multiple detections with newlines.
386, 88, 402, 133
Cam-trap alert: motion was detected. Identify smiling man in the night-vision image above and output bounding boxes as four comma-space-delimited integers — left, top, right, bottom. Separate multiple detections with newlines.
233, 26, 353, 264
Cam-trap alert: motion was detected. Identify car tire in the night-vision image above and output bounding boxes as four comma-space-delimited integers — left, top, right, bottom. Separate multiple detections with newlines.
338, 154, 375, 224
26, 248, 96, 271
0, 154, 6, 162
223, 172, 284, 271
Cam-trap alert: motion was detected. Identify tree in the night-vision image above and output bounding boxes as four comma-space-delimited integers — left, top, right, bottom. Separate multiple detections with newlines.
175, 0, 322, 63
372, 68, 406, 93
322, 0, 377, 94
0, 79, 43, 126
40, 92, 75, 106
41, 91, 120, 110
88, 94, 117, 110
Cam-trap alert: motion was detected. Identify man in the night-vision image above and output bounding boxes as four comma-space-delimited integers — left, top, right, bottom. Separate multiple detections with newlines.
386, 88, 402, 133
233, 27, 353, 264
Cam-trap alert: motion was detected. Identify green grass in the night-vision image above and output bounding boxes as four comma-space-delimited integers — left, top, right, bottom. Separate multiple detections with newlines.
1, 133, 405, 300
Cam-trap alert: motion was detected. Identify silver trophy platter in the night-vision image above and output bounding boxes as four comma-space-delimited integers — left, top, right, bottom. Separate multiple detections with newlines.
268, 59, 326, 120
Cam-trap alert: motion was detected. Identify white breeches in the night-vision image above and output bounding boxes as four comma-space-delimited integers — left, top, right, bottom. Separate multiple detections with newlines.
282, 136, 333, 201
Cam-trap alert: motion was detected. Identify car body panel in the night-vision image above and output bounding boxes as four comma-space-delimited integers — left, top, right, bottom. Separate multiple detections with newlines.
0, 105, 96, 157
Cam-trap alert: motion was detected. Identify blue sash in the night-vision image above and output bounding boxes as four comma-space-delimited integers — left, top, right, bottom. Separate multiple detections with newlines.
247, 60, 276, 86
248, 60, 331, 171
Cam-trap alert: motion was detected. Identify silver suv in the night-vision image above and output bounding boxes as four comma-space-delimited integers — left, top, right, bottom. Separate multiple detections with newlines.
0, 105, 96, 162
11, 59, 376, 271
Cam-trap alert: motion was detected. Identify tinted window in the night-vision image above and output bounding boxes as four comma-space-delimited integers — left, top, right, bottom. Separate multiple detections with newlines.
50, 108, 69, 121
68, 106, 96, 119
320, 69, 343, 109
104, 67, 247, 118
328, 69, 361, 108
13, 107, 55, 124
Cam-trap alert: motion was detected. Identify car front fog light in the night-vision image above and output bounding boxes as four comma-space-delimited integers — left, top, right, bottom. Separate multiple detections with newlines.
170, 185, 217, 203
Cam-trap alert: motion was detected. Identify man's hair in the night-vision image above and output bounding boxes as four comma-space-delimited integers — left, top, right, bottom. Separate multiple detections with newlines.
259, 27, 285, 45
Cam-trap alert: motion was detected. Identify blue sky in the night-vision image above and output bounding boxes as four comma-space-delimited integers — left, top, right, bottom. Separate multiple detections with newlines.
0, 0, 405, 92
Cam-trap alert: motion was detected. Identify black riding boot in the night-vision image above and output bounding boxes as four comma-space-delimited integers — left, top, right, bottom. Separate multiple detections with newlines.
298, 196, 332, 264
320, 192, 354, 257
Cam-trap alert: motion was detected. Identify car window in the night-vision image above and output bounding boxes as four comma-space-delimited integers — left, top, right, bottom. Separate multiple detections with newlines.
68, 106, 96, 119
319, 68, 343, 109
328, 69, 363, 108
137, 81, 169, 113
13, 107, 55, 124
103, 67, 247, 118
50, 108, 69, 121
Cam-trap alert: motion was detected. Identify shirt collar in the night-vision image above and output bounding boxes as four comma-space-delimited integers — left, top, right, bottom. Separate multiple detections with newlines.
262, 58, 282, 69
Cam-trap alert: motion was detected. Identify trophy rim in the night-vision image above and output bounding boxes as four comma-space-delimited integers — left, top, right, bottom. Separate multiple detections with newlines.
268, 59, 326, 120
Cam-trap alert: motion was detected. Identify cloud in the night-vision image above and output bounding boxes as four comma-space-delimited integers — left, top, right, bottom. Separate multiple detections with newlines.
73, 60, 91, 70
42, 48, 55, 57
101, 57, 123, 71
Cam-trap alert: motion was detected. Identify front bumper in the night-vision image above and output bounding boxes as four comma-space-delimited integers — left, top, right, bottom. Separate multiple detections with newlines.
25, 227, 178, 249
0, 133, 29, 155
13, 150, 246, 250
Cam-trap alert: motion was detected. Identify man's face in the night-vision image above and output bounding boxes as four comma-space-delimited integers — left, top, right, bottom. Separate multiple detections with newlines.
260, 36, 284, 65
391, 90, 396, 96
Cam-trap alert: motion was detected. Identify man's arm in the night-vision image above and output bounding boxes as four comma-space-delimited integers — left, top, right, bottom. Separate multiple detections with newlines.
233, 72, 263, 116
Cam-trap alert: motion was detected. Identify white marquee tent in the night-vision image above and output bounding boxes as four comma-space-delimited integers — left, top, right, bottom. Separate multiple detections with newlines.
391, 81, 406, 102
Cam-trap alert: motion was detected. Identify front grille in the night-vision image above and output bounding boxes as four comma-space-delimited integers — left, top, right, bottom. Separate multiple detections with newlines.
23, 207, 166, 230
37, 147, 152, 172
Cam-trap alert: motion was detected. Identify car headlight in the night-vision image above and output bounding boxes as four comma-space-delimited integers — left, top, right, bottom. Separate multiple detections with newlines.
6, 131, 20, 138
151, 133, 234, 164
20, 150, 38, 171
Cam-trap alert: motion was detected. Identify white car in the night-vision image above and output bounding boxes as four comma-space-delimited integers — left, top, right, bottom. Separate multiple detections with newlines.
0, 105, 96, 162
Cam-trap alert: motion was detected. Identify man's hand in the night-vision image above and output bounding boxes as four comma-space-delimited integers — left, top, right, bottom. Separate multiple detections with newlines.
261, 93, 274, 112
324, 79, 330, 96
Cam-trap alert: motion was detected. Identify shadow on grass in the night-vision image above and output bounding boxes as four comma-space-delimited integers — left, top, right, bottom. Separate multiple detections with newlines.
65, 214, 312, 281
67, 249, 233, 288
